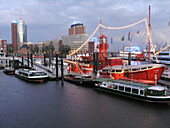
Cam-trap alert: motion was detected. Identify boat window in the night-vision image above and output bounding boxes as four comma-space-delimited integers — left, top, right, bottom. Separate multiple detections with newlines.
112, 85, 117, 89
132, 68, 140, 71
132, 88, 138, 94
140, 90, 144, 95
148, 66, 153, 69
124, 70, 128, 72
146, 89, 165, 96
116, 70, 122, 73
141, 67, 147, 70
111, 70, 115, 72
103, 83, 107, 86
119, 86, 124, 91
125, 87, 131, 92
30, 74, 34, 76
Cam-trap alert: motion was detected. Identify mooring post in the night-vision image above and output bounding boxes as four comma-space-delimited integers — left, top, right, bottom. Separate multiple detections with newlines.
61, 58, 64, 86
56, 54, 58, 81
44, 53, 46, 66
27, 53, 29, 69
6, 58, 7, 67
30, 53, 33, 70
12, 55, 15, 69
128, 52, 131, 65
22, 56, 24, 69
48, 53, 51, 68
96, 52, 99, 73
93, 53, 96, 77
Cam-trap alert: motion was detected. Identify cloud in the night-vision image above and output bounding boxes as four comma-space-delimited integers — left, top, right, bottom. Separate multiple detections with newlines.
0, 0, 169, 47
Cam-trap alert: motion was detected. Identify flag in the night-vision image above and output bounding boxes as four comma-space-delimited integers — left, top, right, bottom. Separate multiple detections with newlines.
111, 37, 113, 44
137, 31, 139, 34
130, 35, 133, 42
128, 32, 130, 41
121, 36, 125, 41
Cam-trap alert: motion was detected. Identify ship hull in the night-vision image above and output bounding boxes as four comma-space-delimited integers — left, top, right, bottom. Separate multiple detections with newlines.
95, 86, 170, 103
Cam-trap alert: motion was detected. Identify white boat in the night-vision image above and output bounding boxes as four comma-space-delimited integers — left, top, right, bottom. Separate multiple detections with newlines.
152, 50, 170, 65
95, 78, 170, 103
35, 59, 43, 64
161, 71, 170, 81
119, 47, 145, 61
15, 69, 48, 83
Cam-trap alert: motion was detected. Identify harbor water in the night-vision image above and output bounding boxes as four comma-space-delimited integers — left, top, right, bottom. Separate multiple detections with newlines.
0, 70, 170, 128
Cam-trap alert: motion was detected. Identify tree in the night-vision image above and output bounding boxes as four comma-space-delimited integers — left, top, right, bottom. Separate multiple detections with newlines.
45, 46, 49, 53
49, 44, 55, 53
34, 46, 39, 54
59, 45, 71, 57
7, 46, 13, 55
30, 47, 34, 54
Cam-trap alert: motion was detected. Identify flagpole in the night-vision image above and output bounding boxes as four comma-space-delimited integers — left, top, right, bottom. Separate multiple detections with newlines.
149, 5, 151, 64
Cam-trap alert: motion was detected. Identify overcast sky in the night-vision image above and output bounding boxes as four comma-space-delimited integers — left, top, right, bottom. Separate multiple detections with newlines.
0, 0, 169, 50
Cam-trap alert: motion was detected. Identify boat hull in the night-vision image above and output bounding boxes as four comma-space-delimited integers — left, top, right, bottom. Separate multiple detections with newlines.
3, 70, 15, 75
95, 86, 170, 103
15, 73, 48, 83
64, 75, 95, 86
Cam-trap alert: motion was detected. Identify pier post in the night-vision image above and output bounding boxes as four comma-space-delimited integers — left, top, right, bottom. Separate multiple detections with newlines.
6, 58, 7, 67
56, 54, 58, 80
128, 52, 131, 65
27, 53, 29, 69
44, 53, 46, 66
93, 53, 96, 77
22, 56, 24, 69
96, 52, 99, 73
30, 53, 33, 70
61, 58, 64, 86
49, 53, 51, 68
12, 55, 15, 69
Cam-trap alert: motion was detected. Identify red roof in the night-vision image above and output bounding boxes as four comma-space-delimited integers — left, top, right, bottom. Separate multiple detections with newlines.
99, 34, 107, 39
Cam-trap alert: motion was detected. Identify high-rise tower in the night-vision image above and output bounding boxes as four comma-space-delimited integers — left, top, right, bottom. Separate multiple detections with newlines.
18, 17, 27, 43
11, 20, 18, 53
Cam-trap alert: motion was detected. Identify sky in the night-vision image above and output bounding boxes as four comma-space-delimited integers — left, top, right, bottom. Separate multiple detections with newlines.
0, 0, 169, 50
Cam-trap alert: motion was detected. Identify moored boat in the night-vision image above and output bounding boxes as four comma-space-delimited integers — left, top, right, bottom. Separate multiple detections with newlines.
0, 64, 4, 69
3, 67, 15, 75
100, 64, 166, 84
119, 47, 145, 61
161, 71, 170, 81
152, 50, 170, 65
64, 74, 95, 86
15, 69, 48, 83
95, 78, 170, 103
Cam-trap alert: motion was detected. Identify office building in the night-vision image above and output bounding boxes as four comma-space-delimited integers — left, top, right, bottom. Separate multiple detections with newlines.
11, 20, 18, 53
62, 22, 89, 51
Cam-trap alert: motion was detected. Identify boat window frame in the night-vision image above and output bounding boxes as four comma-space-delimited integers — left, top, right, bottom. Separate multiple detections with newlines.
132, 88, 139, 94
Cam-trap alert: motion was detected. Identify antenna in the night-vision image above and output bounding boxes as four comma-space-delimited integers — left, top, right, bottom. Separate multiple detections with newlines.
20, 9, 22, 19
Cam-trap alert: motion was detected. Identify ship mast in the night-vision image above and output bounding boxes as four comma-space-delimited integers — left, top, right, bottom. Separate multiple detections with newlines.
149, 5, 151, 64
100, 19, 102, 36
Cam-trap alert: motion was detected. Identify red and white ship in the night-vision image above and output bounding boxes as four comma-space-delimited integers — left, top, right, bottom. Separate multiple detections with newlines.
65, 34, 166, 84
